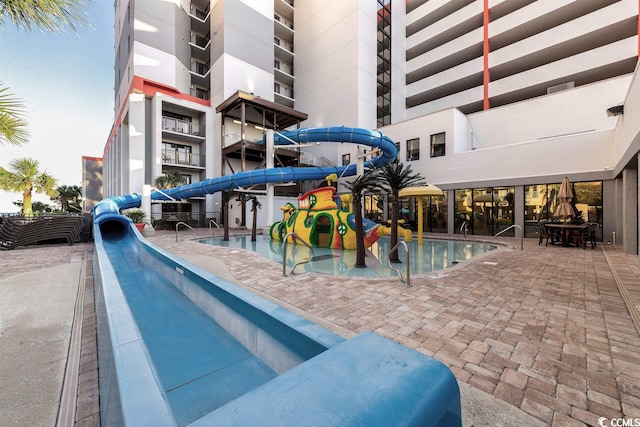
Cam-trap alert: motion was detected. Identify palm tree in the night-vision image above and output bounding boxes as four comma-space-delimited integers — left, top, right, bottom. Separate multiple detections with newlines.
380, 160, 426, 263
52, 184, 82, 212
0, 0, 88, 33
0, 157, 58, 216
247, 195, 262, 242
0, 84, 29, 146
153, 170, 186, 189
0, 0, 89, 146
343, 169, 384, 268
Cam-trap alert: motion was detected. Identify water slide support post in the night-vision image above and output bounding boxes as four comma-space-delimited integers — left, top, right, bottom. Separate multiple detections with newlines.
265, 130, 275, 233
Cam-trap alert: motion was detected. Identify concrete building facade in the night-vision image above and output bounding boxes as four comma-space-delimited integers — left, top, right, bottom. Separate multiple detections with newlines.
93, 0, 640, 254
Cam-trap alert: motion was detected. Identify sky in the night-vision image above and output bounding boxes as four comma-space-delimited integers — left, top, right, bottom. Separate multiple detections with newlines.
0, 1, 114, 212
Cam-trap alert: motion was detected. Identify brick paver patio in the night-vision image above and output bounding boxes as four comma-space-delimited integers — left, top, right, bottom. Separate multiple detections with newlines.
146, 231, 640, 426
2, 230, 639, 426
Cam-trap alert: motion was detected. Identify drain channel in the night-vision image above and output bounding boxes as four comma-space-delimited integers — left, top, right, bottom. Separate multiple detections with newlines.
602, 247, 640, 336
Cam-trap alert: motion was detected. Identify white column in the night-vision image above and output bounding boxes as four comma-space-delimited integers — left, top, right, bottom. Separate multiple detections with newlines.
356, 146, 364, 176
622, 167, 638, 254
142, 184, 152, 226
264, 130, 275, 234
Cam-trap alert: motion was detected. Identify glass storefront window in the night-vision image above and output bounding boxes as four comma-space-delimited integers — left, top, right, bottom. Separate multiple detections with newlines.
364, 194, 384, 223
454, 189, 473, 234
524, 181, 602, 239
573, 181, 603, 240
389, 193, 447, 233
454, 187, 514, 235
426, 194, 447, 233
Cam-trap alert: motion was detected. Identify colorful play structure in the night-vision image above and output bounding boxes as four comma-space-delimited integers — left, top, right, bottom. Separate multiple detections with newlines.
92, 126, 461, 426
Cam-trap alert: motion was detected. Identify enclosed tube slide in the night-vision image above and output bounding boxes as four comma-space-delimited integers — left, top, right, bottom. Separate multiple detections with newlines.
93, 126, 398, 224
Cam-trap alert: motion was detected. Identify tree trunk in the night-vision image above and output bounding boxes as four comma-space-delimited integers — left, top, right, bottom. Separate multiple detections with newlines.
251, 207, 257, 241
23, 189, 33, 216
353, 195, 366, 268
223, 199, 230, 241
389, 192, 400, 263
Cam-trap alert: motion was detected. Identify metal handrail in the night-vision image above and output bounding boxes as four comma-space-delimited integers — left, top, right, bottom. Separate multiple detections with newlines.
281, 232, 314, 276
175, 221, 197, 242
495, 224, 523, 250
460, 221, 468, 238
208, 219, 220, 233
387, 241, 411, 288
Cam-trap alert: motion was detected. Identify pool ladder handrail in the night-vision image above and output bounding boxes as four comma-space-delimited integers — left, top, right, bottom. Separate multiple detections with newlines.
175, 221, 197, 242
281, 232, 314, 276
208, 219, 220, 233
387, 240, 411, 288
460, 221, 469, 238
495, 224, 523, 250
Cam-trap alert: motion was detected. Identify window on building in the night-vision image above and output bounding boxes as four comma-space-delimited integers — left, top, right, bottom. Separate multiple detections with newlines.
430, 132, 445, 157
406, 138, 420, 161
524, 181, 602, 240
342, 153, 351, 166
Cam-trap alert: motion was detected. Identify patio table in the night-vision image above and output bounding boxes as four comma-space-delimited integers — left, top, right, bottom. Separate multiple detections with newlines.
545, 223, 588, 247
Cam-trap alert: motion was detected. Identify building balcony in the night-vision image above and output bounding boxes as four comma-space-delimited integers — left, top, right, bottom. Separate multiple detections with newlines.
190, 60, 211, 87
162, 116, 203, 137
190, 86, 209, 101
162, 149, 205, 168
190, 32, 211, 50
274, 63, 294, 86
188, 3, 210, 36
274, 37, 295, 62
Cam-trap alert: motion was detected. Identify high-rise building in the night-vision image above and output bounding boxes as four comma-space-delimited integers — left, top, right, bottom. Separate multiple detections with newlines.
95, 0, 640, 254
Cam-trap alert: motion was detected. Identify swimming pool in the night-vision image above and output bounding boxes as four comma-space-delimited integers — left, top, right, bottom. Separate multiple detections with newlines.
198, 235, 498, 278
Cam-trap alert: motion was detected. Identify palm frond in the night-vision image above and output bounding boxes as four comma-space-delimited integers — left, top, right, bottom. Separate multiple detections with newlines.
0, 84, 29, 145
0, 0, 90, 33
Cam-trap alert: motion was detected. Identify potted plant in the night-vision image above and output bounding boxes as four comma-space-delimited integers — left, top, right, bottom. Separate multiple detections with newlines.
124, 209, 146, 232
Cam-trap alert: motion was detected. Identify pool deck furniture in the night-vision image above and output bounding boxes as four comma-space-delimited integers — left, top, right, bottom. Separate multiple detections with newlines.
544, 223, 589, 247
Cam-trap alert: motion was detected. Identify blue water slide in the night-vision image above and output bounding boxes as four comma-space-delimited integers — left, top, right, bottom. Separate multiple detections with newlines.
93, 126, 398, 223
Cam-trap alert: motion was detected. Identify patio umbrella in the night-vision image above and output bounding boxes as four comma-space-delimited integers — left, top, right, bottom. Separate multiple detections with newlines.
554, 177, 575, 221
399, 184, 444, 244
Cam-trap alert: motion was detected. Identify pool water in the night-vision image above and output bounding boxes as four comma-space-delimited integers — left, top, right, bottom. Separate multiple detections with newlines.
198, 235, 497, 278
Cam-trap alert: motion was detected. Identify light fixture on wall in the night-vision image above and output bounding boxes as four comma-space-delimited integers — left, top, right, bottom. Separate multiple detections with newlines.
606, 105, 624, 116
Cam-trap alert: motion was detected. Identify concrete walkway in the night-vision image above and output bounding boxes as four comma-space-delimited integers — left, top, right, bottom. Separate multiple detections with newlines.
1, 230, 639, 426
0, 244, 93, 426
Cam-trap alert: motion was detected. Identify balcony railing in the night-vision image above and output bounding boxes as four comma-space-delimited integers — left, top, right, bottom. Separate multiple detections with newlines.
274, 37, 294, 53
162, 117, 202, 136
190, 32, 210, 49
190, 5, 210, 21
191, 61, 210, 76
190, 87, 209, 100
162, 150, 205, 167
274, 14, 294, 30
274, 84, 294, 99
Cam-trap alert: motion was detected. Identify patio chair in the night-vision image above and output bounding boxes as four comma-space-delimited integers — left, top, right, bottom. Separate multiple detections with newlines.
537, 222, 548, 245
567, 227, 585, 248
538, 221, 558, 246
584, 222, 599, 249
